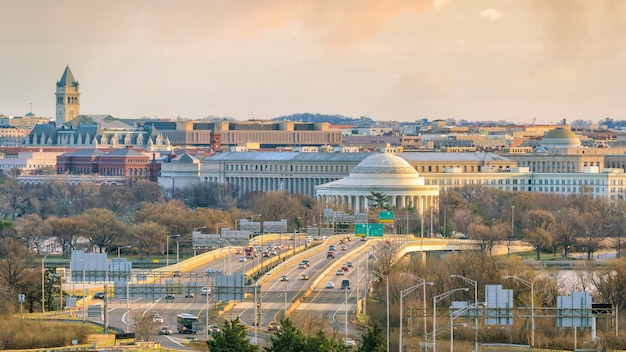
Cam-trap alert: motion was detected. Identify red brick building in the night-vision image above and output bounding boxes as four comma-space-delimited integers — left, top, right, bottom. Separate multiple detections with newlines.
57, 147, 160, 183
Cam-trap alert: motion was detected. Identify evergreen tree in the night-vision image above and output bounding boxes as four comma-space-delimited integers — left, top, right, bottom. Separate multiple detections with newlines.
264, 318, 305, 352
207, 318, 258, 352
358, 322, 386, 352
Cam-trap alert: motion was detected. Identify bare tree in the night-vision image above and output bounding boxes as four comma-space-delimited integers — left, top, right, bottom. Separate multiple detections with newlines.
13, 214, 52, 254
46, 216, 81, 257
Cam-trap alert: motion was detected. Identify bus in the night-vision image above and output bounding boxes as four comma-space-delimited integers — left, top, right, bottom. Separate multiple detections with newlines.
176, 313, 199, 334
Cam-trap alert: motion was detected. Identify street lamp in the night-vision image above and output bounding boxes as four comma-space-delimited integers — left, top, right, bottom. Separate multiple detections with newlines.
504, 275, 534, 347
451, 275, 479, 352
399, 273, 433, 352
166, 234, 180, 266
371, 270, 389, 352
41, 253, 50, 313
117, 246, 131, 258
433, 288, 469, 352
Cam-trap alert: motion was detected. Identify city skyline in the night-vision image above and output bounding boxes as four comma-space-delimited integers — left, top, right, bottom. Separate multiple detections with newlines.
1, 0, 625, 123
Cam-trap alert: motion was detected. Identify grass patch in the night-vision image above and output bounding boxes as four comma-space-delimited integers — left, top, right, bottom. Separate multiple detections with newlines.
0, 318, 92, 349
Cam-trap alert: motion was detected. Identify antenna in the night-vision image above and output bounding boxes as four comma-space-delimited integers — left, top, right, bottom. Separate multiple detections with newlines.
28, 102, 33, 113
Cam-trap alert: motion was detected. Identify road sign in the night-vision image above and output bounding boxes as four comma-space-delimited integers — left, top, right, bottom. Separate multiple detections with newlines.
18, 294, 25, 303
355, 224, 367, 236
368, 224, 384, 236
354, 223, 384, 237
379, 211, 394, 223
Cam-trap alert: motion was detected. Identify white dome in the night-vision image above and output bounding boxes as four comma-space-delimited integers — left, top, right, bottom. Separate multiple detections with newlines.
350, 153, 418, 175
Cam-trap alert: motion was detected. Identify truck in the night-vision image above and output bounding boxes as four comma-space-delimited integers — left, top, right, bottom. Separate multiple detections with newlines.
245, 246, 256, 258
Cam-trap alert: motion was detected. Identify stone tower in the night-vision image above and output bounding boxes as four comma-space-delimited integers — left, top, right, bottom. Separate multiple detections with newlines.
55, 65, 80, 126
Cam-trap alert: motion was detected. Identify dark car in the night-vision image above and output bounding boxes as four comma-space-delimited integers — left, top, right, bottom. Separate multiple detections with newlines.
267, 321, 281, 331
165, 293, 175, 300
327, 251, 335, 259
173, 271, 182, 277
93, 292, 105, 299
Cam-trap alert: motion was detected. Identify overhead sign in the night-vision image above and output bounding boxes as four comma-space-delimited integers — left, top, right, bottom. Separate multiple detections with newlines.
354, 224, 384, 237
379, 211, 394, 223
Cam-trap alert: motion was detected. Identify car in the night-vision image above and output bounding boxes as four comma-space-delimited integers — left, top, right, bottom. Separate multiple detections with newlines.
267, 321, 281, 331
361, 237, 367, 241
184, 292, 195, 298
341, 279, 351, 290
300, 274, 309, 280
159, 326, 173, 335
153, 315, 164, 324
346, 262, 353, 268
280, 275, 289, 282
164, 293, 175, 300
341, 246, 347, 251
173, 271, 182, 277
239, 256, 247, 262
285, 245, 292, 249
341, 266, 349, 272
302, 260, 310, 267
93, 292, 105, 299
235, 248, 243, 254
270, 250, 277, 256
201, 287, 211, 295
208, 324, 221, 334
336, 269, 345, 276
325, 281, 335, 289
298, 263, 307, 269
327, 252, 335, 259
343, 337, 356, 347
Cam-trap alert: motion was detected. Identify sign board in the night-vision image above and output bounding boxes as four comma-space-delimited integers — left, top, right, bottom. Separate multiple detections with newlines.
355, 224, 367, 236
18, 294, 25, 303
368, 224, 384, 236
87, 305, 102, 317
379, 211, 394, 223
354, 224, 384, 237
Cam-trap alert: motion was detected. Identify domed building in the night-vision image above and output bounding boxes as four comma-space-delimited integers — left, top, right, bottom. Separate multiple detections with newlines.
315, 153, 440, 214
541, 127, 581, 148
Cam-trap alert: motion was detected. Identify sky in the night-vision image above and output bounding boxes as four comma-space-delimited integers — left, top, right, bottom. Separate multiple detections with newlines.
1, 0, 626, 124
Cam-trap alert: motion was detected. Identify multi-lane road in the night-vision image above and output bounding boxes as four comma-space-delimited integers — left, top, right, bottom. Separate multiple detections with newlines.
93, 235, 376, 349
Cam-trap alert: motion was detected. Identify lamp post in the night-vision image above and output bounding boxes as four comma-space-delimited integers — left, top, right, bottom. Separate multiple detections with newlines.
166, 234, 180, 266
451, 275, 479, 352
504, 275, 534, 347
41, 253, 50, 313
117, 246, 131, 258
433, 288, 469, 352
399, 274, 433, 352
510, 205, 515, 257
372, 270, 389, 352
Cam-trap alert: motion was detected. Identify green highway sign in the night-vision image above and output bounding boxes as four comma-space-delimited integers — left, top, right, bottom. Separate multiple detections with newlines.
354, 223, 384, 237
379, 211, 394, 223
355, 224, 367, 236
368, 224, 384, 236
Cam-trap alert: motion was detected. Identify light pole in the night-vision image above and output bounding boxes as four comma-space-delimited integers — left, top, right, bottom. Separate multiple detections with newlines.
372, 270, 389, 352
399, 274, 433, 352
166, 234, 180, 266
41, 253, 50, 313
433, 288, 469, 352
117, 246, 131, 258
345, 285, 349, 345
510, 205, 515, 257
504, 275, 534, 347
451, 275, 479, 352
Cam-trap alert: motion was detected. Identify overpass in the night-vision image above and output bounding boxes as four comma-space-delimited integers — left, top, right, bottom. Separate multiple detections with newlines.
395, 238, 533, 263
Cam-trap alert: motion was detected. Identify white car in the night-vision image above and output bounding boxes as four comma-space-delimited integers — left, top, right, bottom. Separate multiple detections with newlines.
343, 337, 356, 346
153, 315, 164, 324
336, 269, 345, 276
325, 281, 335, 289
201, 287, 211, 295
239, 256, 247, 262
280, 275, 289, 282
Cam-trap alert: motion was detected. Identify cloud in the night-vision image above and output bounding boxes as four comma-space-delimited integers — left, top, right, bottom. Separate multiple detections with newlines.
480, 8, 502, 20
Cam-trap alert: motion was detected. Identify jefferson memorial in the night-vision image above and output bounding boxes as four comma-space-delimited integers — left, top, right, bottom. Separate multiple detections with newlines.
315, 153, 440, 215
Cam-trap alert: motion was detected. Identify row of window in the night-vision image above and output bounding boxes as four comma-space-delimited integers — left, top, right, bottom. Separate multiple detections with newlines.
228, 163, 350, 173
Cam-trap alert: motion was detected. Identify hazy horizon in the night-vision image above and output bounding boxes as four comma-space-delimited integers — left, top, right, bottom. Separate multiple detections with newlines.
2, 0, 625, 124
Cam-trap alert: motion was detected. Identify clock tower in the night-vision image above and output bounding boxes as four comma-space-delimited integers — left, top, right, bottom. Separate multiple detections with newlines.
55, 65, 80, 126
